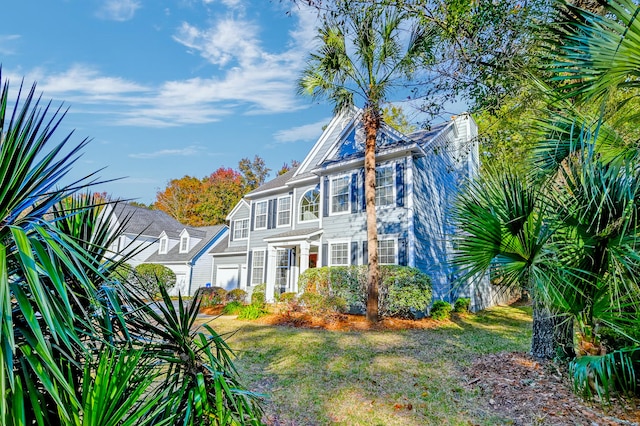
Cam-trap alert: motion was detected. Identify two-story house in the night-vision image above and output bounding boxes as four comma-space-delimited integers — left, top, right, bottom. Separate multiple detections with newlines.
211, 108, 500, 310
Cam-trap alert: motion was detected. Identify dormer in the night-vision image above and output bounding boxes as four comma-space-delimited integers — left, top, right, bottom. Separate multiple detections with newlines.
158, 232, 169, 255
179, 229, 190, 254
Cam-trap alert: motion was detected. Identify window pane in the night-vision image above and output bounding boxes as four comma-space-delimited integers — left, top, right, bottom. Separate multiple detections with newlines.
251, 251, 265, 285
331, 176, 350, 213
375, 167, 394, 206
330, 242, 349, 265
300, 188, 320, 221
378, 239, 396, 264
234, 218, 248, 239
277, 197, 291, 226
255, 201, 267, 228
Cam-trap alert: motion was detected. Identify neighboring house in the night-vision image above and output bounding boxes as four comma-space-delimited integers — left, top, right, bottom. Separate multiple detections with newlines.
105, 203, 228, 296
144, 225, 227, 296
106, 203, 186, 267
211, 107, 502, 310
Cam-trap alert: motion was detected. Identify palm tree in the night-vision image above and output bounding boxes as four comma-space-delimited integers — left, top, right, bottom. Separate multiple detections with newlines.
298, 2, 433, 322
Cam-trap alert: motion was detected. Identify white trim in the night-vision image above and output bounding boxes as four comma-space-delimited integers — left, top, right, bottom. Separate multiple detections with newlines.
328, 239, 350, 266
233, 218, 249, 240
253, 200, 268, 230
263, 229, 323, 243
329, 174, 351, 216
225, 199, 249, 221
276, 195, 292, 228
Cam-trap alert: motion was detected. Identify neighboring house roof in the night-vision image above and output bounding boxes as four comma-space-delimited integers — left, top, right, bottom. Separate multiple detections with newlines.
113, 204, 185, 238
209, 239, 247, 256
145, 225, 226, 263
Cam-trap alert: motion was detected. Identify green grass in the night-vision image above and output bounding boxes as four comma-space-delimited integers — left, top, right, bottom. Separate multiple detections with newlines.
198, 304, 533, 425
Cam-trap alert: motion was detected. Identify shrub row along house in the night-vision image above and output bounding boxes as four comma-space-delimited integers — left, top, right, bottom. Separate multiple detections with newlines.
108, 108, 506, 310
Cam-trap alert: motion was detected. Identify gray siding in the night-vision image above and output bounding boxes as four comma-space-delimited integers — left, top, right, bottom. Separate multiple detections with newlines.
228, 203, 250, 249
189, 254, 213, 294
211, 254, 247, 285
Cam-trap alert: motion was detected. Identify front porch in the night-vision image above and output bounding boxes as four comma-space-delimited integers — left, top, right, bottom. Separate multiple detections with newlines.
263, 228, 322, 302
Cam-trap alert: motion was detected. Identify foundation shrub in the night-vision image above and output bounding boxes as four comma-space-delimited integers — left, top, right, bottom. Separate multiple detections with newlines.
227, 288, 248, 303
298, 265, 432, 318
430, 300, 453, 320
454, 297, 471, 313
237, 304, 268, 320
222, 301, 244, 315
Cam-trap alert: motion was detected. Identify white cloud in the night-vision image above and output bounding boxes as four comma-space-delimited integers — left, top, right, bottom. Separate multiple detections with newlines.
0, 35, 20, 55
129, 145, 204, 159
273, 118, 328, 144
96, 0, 141, 22
37, 65, 149, 97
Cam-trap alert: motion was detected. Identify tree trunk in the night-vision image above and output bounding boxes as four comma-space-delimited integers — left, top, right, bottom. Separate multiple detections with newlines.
531, 302, 575, 359
364, 107, 380, 323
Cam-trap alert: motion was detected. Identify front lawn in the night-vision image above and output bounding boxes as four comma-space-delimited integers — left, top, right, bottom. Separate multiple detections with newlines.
201, 305, 533, 425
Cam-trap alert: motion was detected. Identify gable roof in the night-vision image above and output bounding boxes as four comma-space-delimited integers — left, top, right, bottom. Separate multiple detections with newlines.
144, 225, 226, 263
113, 204, 185, 238
244, 167, 298, 198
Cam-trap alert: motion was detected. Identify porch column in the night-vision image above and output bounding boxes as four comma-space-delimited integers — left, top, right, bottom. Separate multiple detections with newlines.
266, 244, 277, 302
296, 242, 310, 294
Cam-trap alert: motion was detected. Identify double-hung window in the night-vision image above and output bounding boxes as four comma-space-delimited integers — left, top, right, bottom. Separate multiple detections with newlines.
159, 237, 168, 254
277, 196, 291, 227
375, 166, 394, 206
251, 250, 265, 285
331, 176, 350, 214
330, 242, 349, 266
378, 239, 396, 264
254, 201, 267, 229
233, 218, 249, 240
180, 236, 189, 253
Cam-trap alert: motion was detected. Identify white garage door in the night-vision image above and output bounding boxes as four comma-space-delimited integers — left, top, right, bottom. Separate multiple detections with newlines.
216, 267, 239, 290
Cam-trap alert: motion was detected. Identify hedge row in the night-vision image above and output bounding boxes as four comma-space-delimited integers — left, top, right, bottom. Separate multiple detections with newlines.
298, 265, 432, 318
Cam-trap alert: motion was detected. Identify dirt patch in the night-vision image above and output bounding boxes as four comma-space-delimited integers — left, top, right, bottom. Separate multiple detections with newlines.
465, 352, 640, 425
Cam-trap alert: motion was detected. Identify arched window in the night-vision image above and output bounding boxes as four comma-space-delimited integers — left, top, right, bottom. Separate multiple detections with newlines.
299, 187, 320, 222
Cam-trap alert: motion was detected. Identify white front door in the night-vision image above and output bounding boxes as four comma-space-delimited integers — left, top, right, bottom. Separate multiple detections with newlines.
216, 266, 239, 290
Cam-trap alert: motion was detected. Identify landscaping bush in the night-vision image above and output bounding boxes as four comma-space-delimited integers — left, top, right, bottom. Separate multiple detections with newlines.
454, 297, 471, 313
278, 292, 298, 304
134, 263, 176, 297
237, 304, 268, 320
222, 301, 244, 315
430, 300, 453, 320
195, 286, 228, 306
298, 292, 347, 316
251, 290, 265, 306
227, 288, 248, 303
297, 265, 432, 318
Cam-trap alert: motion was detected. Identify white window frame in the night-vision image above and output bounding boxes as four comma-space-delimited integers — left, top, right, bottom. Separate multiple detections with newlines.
299, 187, 320, 223
378, 238, 397, 265
330, 175, 350, 215
277, 195, 291, 227
254, 201, 268, 230
179, 235, 189, 253
251, 249, 266, 285
233, 218, 249, 240
329, 241, 350, 266
159, 237, 168, 254
375, 164, 395, 208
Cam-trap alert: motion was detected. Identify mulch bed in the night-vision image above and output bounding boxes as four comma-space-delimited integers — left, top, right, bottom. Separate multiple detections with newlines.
465, 352, 640, 425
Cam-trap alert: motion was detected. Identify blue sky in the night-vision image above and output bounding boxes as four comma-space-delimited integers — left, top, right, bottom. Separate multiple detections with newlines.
2, 0, 338, 204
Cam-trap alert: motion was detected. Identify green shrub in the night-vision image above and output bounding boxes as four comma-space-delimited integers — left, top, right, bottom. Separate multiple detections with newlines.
134, 263, 176, 296
298, 292, 347, 315
253, 283, 266, 293
278, 292, 298, 303
454, 297, 471, 313
227, 288, 248, 303
237, 304, 268, 320
251, 291, 265, 306
221, 301, 244, 315
196, 286, 227, 306
430, 300, 453, 320
297, 265, 432, 318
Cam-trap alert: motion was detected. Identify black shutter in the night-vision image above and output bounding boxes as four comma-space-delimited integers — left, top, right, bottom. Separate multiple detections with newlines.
351, 173, 358, 213
396, 161, 405, 208
229, 221, 234, 242
267, 198, 277, 229
362, 241, 368, 265
398, 237, 407, 266
250, 203, 256, 231
323, 177, 330, 217
247, 251, 253, 286
351, 241, 358, 265
262, 250, 268, 282
322, 243, 328, 266
359, 168, 365, 212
